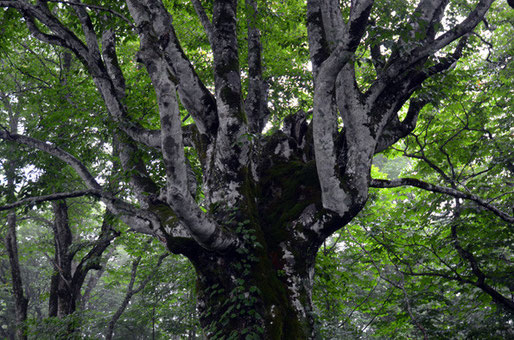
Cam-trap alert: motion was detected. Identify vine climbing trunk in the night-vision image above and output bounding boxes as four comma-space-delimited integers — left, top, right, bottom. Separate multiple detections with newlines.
190, 230, 319, 339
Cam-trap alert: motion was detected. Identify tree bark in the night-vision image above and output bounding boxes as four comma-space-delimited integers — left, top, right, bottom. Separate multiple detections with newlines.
48, 201, 74, 317
192, 244, 318, 338
5, 211, 28, 340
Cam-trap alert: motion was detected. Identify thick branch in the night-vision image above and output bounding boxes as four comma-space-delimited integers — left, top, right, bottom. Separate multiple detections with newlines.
127, 0, 218, 137
130, 7, 237, 251
370, 178, 514, 223
101, 29, 126, 99
244, 0, 269, 133
70, 0, 102, 62
374, 99, 428, 153
312, 0, 374, 216
320, 0, 346, 48
212, 0, 243, 118
307, 0, 331, 78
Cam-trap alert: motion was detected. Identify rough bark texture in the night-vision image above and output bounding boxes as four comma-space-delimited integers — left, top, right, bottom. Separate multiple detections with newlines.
48, 201, 74, 317
0, 0, 504, 338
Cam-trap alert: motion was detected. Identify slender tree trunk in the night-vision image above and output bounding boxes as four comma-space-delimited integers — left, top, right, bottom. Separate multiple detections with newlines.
80, 247, 114, 310
48, 203, 117, 321
5, 211, 28, 340
48, 201, 74, 317
3, 95, 28, 340
106, 252, 167, 340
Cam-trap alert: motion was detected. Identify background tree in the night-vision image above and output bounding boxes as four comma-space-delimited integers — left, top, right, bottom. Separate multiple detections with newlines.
0, 0, 512, 338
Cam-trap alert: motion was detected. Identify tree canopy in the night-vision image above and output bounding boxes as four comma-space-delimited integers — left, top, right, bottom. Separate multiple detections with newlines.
0, 0, 512, 338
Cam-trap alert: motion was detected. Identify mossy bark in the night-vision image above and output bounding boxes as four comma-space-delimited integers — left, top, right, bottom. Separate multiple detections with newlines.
186, 160, 325, 339
191, 241, 318, 339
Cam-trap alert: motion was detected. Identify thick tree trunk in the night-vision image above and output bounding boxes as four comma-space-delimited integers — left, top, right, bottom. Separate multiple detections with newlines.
186, 158, 326, 339
192, 241, 318, 339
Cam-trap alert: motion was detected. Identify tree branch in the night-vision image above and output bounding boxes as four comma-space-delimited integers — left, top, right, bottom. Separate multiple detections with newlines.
0, 190, 100, 211
0, 130, 102, 190
127, 0, 218, 137
374, 99, 428, 153
312, 0, 374, 216
370, 178, 514, 223
46, 0, 134, 27
105, 252, 168, 340
101, 29, 126, 99
191, 0, 213, 45
244, 0, 269, 133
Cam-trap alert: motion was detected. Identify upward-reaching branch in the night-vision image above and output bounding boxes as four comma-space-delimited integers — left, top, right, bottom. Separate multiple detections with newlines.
244, 0, 269, 133
127, 0, 219, 137
125, 0, 239, 251
310, 0, 374, 217
378, 0, 494, 86
191, 0, 214, 45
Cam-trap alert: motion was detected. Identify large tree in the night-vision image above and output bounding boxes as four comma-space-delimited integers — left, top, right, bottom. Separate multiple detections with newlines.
0, 0, 512, 338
